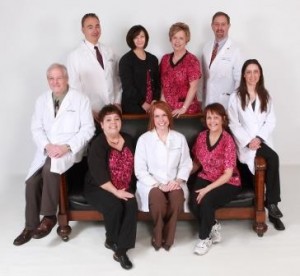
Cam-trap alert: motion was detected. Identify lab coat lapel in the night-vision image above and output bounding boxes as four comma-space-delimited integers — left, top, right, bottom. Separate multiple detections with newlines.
55, 91, 71, 118
81, 41, 103, 70
210, 38, 232, 69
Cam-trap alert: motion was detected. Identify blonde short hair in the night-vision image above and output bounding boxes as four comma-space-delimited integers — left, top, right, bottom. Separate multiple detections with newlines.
169, 22, 190, 42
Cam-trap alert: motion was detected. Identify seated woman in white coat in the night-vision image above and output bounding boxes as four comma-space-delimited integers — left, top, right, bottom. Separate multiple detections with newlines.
227, 59, 285, 231
134, 101, 192, 251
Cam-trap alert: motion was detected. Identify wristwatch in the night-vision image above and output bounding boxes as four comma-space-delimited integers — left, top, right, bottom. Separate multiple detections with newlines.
66, 144, 72, 152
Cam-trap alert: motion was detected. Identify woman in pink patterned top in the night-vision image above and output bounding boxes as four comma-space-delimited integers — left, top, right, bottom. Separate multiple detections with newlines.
190, 103, 241, 256
84, 104, 137, 270
160, 22, 201, 117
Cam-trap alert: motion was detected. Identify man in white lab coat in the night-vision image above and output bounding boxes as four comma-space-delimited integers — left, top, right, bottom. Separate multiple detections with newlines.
67, 13, 121, 119
202, 11, 243, 109
13, 64, 95, 246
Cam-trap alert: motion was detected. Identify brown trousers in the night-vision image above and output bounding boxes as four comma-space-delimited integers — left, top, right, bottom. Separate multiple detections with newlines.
25, 157, 60, 230
148, 187, 184, 247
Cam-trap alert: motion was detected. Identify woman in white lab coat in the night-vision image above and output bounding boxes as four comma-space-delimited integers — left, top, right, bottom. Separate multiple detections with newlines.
135, 101, 192, 251
228, 59, 285, 230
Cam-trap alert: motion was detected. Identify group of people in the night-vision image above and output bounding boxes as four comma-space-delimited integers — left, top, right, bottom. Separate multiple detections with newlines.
13, 10, 284, 271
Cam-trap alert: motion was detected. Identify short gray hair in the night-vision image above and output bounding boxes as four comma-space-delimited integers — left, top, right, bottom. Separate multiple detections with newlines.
46, 63, 69, 79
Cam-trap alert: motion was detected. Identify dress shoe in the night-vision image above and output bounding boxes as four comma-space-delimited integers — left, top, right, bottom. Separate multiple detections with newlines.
151, 239, 161, 251
104, 239, 118, 252
162, 243, 171, 251
113, 253, 133, 270
13, 229, 34, 246
267, 204, 283, 218
269, 216, 285, 231
33, 216, 57, 239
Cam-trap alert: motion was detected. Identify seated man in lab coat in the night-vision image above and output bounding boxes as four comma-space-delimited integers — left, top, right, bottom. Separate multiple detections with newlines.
67, 13, 122, 119
13, 63, 95, 246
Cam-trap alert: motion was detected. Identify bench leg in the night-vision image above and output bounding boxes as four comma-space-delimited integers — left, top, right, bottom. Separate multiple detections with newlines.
253, 222, 268, 237
57, 214, 72, 241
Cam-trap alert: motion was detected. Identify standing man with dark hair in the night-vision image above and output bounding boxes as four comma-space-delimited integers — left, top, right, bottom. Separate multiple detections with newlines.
202, 11, 244, 109
67, 13, 121, 119
13, 64, 95, 246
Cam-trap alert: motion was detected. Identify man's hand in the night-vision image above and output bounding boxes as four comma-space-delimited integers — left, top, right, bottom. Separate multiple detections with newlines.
45, 144, 70, 158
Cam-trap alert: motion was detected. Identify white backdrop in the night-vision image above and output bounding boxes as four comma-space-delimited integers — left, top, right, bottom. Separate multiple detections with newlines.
1, 0, 299, 184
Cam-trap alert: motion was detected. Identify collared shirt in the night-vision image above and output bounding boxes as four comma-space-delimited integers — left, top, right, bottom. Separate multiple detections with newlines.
84, 39, 101, 58
52, 89, 68, 116
215, 37, 228, 53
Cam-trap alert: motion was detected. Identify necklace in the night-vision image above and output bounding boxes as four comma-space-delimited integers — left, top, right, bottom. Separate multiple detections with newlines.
107, 135, 121, 145
108, 139, 119, 145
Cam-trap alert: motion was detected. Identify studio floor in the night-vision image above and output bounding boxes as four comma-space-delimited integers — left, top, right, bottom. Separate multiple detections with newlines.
1, 165, 299, 276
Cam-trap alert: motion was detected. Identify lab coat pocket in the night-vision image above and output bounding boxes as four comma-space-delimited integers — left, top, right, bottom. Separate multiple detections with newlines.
168, 145, 182, 168
58, 110, 79, 134
217, 59, 232, 78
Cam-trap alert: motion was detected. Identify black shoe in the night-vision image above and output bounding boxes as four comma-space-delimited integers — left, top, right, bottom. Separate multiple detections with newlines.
104, 239, 118, 252
267, 204, 283, 218
13, 229, 34, 246
269, 216, 285, 231
113, 253, 133, 270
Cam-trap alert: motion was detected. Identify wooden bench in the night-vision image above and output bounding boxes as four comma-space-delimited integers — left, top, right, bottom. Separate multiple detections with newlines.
57, 113, 268, 241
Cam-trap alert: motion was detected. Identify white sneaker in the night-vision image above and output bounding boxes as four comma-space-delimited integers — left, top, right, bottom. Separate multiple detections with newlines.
210, 221, 222, 244
193, 238, 212, 255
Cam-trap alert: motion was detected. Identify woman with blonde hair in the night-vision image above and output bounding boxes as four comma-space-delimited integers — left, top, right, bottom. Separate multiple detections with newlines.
160, 22, 201, 116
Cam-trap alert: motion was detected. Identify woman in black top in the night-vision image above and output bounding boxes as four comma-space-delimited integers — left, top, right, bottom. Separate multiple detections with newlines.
119, 25, 160, 114
84, 105, 137, 270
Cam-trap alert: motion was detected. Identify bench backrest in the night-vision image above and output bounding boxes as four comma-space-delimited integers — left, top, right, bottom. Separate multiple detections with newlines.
122, 113, 204, 148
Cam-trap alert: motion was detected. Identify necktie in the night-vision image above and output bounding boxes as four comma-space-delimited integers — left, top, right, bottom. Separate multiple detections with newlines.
94, 46, 104, 69
54, 99, 59, 117
209, 42, 219, 68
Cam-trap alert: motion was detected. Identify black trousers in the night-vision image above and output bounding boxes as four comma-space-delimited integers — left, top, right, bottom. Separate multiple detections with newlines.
256, 143, 281, 205
85, 186, 137, 250
189, 177, 240, 239
25, 157, 60, 230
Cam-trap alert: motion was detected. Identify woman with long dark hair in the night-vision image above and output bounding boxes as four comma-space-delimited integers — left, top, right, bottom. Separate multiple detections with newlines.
228, 59, 285, 231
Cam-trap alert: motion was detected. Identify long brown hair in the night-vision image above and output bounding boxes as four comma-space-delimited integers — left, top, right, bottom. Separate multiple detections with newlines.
237, 59, 270, 112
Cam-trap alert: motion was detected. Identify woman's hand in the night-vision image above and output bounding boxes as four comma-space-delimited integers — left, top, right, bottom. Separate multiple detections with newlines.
172, 107, 186, 118
195, 186, 210, 204
114, 189, 134, 201
248, 137, 261, 150
142, 102, 151, 113
164, 180, 182, 191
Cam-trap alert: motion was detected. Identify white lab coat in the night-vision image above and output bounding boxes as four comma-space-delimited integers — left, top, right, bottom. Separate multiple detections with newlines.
227, 92, 276, 174
134, 130, 192, 212
67, 40, 122, 112
26, 89, 95, 179
202, 38, 243, 108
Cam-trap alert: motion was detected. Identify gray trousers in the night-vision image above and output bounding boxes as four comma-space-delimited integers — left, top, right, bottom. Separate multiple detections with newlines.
25, 157, 60, 230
